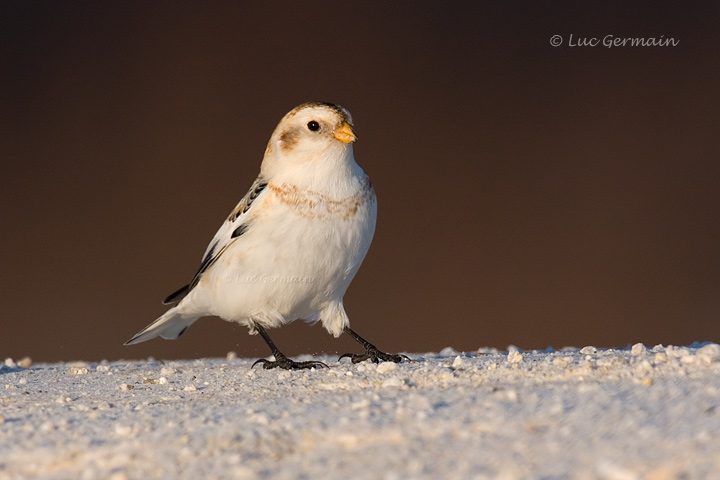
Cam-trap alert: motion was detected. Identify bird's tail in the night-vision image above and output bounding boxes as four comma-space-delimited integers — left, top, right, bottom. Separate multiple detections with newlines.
124, 306, 198, 346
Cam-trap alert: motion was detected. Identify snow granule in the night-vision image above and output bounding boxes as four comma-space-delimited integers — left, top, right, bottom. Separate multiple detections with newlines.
580, 346, 598, 355
653, 352, 668, 363
631, 343, 647, 355
96, 365, 111, 372
596, 460, 639, 480
507, 350, 523, 364
665, 345, 688, 358
681, 355, 696, 364
696, 344, 720, 364
635, 360, 653, 374
114, 424, 134, 437
440, 346, 459, 356
363, 362, 377, 372
4, 358, 16, 368
381, 377, 403, 388
17, 357, 32, 368
553, 356, 573, 367
451, 356, 465, 368
495, 388, 518, 402
69, 366, 89, 375
377, 362, 397, 374
160, 366, 177, 376
477, 347, 500, 354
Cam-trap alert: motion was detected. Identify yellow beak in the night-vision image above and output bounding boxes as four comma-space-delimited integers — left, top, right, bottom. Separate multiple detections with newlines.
334, 122, 357, 144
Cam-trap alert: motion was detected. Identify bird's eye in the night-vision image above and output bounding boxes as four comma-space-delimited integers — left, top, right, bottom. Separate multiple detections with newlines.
307, 121, 320, 132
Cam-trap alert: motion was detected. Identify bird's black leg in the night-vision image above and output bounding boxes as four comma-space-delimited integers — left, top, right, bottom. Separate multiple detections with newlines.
252, 325, 327, 370
339, 327, 410, 364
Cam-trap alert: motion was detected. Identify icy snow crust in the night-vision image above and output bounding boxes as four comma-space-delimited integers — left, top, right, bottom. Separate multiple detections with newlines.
1, 344, 720, 479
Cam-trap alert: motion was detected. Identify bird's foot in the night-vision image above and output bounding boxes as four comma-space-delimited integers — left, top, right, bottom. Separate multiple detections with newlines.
252, 354, 328, 370
339, 346, 410, 364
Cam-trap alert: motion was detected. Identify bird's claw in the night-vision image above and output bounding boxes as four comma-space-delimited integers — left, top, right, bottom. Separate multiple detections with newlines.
252, 356, 328, 370
339, 347, 410, 364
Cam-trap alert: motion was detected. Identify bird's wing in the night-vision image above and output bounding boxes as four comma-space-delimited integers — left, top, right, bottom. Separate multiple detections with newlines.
162, 175, 269, 305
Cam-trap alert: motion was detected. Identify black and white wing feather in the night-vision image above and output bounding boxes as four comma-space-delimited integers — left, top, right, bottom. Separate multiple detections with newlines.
162, 176, 268, 305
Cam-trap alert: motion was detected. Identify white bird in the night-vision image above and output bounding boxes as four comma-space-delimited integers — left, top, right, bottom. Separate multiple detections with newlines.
125, 102, 407, 369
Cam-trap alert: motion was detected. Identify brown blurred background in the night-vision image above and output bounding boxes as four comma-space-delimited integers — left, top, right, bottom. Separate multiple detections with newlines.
1, 2, 719, 362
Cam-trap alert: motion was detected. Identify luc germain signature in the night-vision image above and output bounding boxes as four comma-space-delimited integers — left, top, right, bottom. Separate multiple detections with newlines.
550, 34, 679, 48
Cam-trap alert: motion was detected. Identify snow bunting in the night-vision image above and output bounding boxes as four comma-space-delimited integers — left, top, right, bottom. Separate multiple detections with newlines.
125, 102, 407, 369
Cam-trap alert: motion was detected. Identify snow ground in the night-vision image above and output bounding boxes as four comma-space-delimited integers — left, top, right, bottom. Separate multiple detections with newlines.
1, 343, 720, 480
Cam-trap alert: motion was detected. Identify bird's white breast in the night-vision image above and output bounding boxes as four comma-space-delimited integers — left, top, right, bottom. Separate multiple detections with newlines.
197, 173, 376, 331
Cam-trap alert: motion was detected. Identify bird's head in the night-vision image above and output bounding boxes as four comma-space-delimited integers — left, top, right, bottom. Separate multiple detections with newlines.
261, 102, 358, 180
